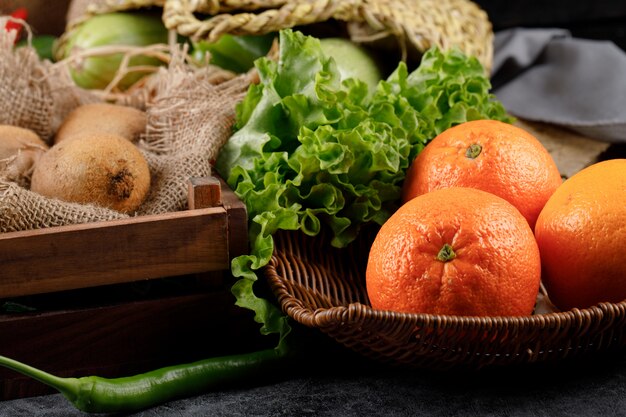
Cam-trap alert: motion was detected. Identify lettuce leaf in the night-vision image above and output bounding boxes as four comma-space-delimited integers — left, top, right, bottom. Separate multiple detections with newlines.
215, 29, 513, 338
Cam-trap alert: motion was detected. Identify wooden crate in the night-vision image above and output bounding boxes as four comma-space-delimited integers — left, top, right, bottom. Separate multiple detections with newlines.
0, 175, 265, 400
0, 175, 247, 297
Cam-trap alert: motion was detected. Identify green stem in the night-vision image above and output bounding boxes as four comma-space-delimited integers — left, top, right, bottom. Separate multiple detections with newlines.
465, 143, 482, 159
0, 355, 80, 400
436, 243, 456, 262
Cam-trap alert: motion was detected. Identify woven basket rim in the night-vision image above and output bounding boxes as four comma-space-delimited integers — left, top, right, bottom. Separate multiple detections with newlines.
268, 252, 626, 328
265, 229, 626, 368
299, 299, 626, 326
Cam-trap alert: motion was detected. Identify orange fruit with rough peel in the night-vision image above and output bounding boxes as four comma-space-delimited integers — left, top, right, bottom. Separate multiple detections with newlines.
535, 159, 626, 311
402, 119, 562, 230
366, 187, 541, 316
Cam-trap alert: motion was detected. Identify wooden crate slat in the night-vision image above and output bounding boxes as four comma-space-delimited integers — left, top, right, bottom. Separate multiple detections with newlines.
0, 207, 230, 297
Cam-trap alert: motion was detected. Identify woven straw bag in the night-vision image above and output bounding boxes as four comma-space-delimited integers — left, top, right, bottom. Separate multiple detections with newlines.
265, 228, 626, 370
65, 0, 494, 71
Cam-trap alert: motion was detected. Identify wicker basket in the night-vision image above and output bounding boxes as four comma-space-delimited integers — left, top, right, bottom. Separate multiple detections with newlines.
265, 228, 626, 370
65, 0, 494, 71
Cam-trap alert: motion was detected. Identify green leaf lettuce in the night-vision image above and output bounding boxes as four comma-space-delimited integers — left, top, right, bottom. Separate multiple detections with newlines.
215, 29, 513, 338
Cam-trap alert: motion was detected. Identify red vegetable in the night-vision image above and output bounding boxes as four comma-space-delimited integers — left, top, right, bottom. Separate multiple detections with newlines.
4, 8, 28, 43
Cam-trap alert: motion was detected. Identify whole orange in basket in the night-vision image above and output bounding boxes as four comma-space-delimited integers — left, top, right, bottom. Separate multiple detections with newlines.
402, 119, 562, 229
366, 187, 541, 316
535, 159, 626, 311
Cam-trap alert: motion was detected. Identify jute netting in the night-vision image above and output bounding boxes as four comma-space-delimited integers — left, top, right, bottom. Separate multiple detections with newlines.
0, 24, 253, 233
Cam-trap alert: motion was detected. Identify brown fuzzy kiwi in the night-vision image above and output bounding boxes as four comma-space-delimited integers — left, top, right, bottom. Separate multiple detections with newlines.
55, 103, 147, 144
31, 133, 151, 213
0, 125, 49, 187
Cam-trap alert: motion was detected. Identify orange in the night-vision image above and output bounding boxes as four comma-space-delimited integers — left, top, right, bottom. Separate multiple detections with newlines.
535, 159, 626, 311
402, 119, 562, 230
366, 187, 541, 316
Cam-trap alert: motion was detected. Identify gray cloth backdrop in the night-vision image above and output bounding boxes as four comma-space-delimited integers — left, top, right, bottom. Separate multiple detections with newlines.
492, 28, 626, 142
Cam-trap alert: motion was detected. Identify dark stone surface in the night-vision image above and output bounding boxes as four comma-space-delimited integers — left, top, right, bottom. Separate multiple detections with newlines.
2, 337, 626, 416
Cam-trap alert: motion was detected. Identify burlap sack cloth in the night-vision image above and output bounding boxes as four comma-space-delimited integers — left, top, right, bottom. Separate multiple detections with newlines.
0, 23, 253, 233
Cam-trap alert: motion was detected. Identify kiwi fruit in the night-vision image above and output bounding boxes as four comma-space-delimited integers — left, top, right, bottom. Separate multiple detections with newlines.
0, 125, 49, 187
55, 103, 147, 144
31, 133, 151, 213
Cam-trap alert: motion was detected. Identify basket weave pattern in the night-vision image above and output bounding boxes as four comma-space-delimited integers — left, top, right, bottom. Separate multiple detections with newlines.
163, 0, 493, 70
66, 0, 494, 71
265, 229, 626, 369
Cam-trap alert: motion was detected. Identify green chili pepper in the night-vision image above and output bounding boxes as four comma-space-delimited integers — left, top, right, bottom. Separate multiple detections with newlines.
0, 343, 292, 413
